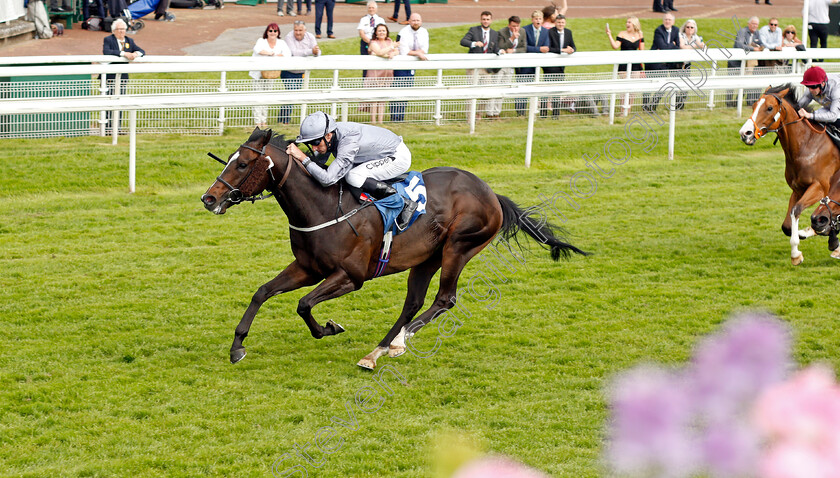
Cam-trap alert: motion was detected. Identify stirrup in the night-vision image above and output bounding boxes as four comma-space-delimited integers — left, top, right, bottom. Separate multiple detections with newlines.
396, 200, 418, 231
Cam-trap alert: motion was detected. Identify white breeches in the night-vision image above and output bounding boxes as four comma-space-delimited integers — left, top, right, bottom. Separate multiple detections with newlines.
344, 141, 411, 188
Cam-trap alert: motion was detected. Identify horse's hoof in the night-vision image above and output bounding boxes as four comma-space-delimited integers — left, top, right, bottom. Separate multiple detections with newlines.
357, 358, 376, 370
230, 348, 247, 364
388, 345, 405, 358
791, 253, 804, 266
831, 249, 840, 259
326, 320, 345, 335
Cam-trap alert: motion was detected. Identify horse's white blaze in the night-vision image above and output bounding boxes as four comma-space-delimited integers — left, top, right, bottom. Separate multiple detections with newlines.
739, 98, 764, 137
230, 151, 240, 162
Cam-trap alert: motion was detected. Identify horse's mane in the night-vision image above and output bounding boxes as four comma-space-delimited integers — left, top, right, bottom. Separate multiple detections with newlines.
245, 128, 291, 151
766, 83, 799, 107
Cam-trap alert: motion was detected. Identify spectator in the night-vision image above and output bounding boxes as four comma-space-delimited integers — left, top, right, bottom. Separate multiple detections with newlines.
249, 23, 291, 128
499, 15, 524, 116
83, 0, 106, 21
521, 10, 549, 116
278, 0, 296, 17
759, 17, 782, 51
103, 18, 144, 131
365, 24, 398, 124
387, 0, 410, 26
153, 0, 174, 22
644, 13, 681, 112
294, 0, 311, 16
652, 0, 676, 13
607, 16, 644, 116
805, 0, 839, 56
541, 4, 557, 30
546, 14, 576, 116
391, 13, 428, 122
48, 0, 71, 12
679, 18, 703, 49
314, 0, 335, 39
726, 16, 762, 107
755, 0, 772, 4
103, 18, 144, 94
358, 0, 385, 77
460, 11, 502, 120
782, 25, 804, 48
281, 20, 320, 124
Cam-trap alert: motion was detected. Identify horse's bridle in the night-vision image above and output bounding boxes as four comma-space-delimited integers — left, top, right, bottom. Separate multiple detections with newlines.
209, 142, 298, 204
752, 93, 825, 139
819, 196, 840, 232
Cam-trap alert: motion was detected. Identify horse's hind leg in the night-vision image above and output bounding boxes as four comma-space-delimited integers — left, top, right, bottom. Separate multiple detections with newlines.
402, 232, 498, 352
790, 184, 827, 265
231, 260, 319, 364
358, 256, 441, 370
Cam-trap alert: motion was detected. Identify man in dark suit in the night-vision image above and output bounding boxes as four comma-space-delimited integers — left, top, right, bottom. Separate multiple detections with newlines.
643, 13, 681, 112
460, 11, 502, 119
652, 0, 677, 13
103, 19, 144, 131
544, 15, 576, 117
499, 15, 526, 115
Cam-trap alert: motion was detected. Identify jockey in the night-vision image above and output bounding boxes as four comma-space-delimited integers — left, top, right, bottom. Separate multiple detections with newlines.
797, 66, 840, 126
286, 112, 418, 229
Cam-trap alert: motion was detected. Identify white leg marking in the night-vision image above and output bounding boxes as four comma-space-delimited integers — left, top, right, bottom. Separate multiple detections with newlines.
357, 346, 389, 370
389, 327, 407, 358
791, 212, 804, 265
832, 248, 840, 259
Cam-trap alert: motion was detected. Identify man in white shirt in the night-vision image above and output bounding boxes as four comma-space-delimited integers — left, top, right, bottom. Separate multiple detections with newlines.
358, 0, 385, 78
281, 20, 321, 124
806, 0, 840, 53
391, 13, 429, 122
758, 18, 782, 51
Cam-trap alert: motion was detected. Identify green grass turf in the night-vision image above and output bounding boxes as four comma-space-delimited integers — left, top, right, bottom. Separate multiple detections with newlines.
3, 108, 840, 477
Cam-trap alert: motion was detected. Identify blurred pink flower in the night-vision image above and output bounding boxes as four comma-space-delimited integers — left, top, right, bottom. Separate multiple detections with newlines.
754, 366, 840, 478
452, 457, 548, 478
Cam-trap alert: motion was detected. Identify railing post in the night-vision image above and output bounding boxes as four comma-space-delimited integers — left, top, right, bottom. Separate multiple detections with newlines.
301, 69, 311, 122
707, 60, 717, 110
434, 69, 443, 126
668, 91, 676, 161
737, 60, 746, 117
217, 71, 227, 135
525, 96, 537, 167
112, 73, 121, 145
609, 64, 617, 125
99, 72, 107, 137
469, 68, 478, 134
332, 69, 340, 118
129, 109, 136, 192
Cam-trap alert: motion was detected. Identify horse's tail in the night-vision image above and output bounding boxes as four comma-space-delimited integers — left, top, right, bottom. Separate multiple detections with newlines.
496, 194, 589, 261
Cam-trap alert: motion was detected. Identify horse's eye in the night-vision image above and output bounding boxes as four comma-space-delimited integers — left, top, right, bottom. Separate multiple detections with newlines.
237, 162, 247, 169
766, 106, 773, 112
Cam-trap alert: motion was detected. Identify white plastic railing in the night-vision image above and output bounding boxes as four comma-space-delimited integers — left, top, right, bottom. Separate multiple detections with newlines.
0, 48, 834, 191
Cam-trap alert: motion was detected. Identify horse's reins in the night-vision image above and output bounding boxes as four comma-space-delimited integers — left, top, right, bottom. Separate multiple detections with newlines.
211, 141, 372, 233
753, 93, 826, 142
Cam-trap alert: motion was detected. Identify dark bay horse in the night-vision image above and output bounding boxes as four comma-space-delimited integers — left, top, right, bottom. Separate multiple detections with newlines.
739, 84, 840, 265
809, 171, 840, 258
201, 128, 587, 369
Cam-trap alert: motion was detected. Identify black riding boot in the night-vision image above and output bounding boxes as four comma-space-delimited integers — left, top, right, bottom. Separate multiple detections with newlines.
361, 178, 418, 230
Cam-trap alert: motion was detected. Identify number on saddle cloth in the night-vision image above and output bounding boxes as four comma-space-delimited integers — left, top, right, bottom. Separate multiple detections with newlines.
371, 171, 427, 235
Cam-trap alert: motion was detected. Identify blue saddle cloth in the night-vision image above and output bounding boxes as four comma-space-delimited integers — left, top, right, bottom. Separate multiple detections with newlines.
372, 171, 427, 235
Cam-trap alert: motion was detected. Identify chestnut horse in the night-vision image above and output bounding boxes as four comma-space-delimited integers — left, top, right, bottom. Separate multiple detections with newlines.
739, 84, 840, 265
201, 129, 586, 369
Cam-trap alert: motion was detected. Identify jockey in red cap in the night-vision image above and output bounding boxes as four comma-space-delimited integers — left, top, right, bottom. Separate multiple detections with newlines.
797, 66, 840, 125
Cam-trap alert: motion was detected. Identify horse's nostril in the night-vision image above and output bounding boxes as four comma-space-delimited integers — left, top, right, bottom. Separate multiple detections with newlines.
202, 194, 216, 205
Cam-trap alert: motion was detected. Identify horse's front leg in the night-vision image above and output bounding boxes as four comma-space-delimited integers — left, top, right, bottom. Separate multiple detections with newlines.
789, 183, 827, 265
231, 260, 319, 364
297, 269, 360, 339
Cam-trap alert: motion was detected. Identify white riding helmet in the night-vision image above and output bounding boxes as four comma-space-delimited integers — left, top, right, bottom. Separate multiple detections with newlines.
296, 112, 337, 144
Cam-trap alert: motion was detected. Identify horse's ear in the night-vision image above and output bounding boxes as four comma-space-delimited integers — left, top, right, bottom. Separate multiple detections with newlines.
263, 129, 273, 144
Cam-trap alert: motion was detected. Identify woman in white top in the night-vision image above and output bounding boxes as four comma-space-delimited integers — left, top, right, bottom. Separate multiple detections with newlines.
679, 19, 704, 50
250, 23, 292, 128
